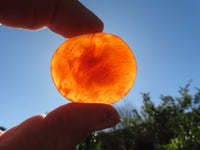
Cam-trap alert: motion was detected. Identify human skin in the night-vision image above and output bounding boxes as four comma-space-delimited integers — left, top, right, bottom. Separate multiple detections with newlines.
0, 0, 120, 149
0, 0, 103, 38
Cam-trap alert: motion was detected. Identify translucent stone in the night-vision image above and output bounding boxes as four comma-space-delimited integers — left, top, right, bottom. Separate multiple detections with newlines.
51, 33, 137, 104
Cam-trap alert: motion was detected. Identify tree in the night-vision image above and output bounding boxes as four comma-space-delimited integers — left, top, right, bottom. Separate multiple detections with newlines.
75, 82, 200, 150
0, 127, 6, 131
75, 132, 104, 150
96, 82, 200, 150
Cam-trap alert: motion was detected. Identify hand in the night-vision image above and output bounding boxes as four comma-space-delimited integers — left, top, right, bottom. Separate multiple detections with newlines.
0, 0, 104, 38
0, 0, 120, 149
0, 103, 119, 150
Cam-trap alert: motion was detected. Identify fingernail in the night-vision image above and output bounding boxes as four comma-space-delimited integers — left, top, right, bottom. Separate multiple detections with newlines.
105, 106, 120, 125
88, 17, 104, 33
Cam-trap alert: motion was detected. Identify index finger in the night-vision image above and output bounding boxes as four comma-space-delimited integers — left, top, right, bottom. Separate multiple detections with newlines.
0, 0, 104, 38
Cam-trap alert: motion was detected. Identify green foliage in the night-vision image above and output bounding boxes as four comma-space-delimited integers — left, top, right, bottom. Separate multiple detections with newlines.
75, 132, 104, 150
75, 82, 200, 150
162, 108, 200, 150
0, 127, 6, 131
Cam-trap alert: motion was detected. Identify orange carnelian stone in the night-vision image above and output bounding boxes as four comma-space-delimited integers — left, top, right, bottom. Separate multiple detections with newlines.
51, 33, 137, 104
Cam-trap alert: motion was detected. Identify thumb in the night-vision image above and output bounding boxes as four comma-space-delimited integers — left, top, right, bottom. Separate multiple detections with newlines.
44, 103, 120, 149
0, 103, 119, 150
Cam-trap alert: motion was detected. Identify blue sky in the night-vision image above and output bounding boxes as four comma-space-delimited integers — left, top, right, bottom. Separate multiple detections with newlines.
1, 0, 200, 129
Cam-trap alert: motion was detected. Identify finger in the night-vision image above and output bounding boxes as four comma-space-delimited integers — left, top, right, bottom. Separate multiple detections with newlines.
0, 115, 46, 150
48, 0, 104, 38
45, 103, 120, 132
0, 0, 103, 38
0, 103, 119, 150
44, 103, 120, 150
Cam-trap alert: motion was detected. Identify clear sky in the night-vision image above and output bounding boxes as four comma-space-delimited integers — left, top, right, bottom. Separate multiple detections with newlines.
1, 0, 200, 130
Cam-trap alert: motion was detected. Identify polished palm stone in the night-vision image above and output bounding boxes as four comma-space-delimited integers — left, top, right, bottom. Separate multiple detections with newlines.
51, 33, 137, 104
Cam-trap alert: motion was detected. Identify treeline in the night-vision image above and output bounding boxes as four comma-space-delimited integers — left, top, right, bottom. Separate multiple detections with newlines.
76, 82, 200, 150
0, 127, 6, 131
